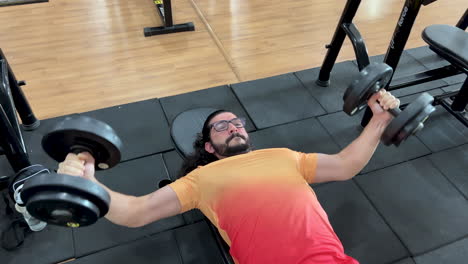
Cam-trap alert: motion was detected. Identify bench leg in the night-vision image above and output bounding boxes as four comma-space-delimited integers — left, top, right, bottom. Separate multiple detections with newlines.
451, 77, 468, 111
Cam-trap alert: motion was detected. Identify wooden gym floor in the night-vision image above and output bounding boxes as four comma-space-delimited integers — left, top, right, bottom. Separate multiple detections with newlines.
0, 0, 465, 120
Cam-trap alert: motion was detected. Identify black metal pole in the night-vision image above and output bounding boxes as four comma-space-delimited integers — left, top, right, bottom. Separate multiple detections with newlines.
389, 65, 460, 90
456, 8, 468, 30
0, 60, 30, 172
0, 106, 31, 172
0, 49, 40, 130
431, 91, 468, 127
163, 0, 173, 27
451, 78, 468, 112
383, 0, 425, 78
316, 0, 362, 86
0, 60, 22, 140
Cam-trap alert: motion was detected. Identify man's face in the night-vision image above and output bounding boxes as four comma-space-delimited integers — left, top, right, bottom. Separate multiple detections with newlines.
205, 112, 251, 158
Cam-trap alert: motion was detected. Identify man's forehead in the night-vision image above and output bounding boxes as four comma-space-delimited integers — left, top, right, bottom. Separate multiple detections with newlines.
210, 112, 236, 123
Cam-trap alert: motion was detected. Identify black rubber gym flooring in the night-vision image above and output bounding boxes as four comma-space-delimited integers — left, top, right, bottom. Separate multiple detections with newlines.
1, 46, 467, 264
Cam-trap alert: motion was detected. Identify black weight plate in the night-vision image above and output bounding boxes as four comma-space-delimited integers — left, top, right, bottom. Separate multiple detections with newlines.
42, 115, 123, 169
21, 173, 110, 218
394, 104, 436, 145
382, 93, 435, 146
8, 164, 50, 203
343, 63, 393, 115
26, 191, 100, 227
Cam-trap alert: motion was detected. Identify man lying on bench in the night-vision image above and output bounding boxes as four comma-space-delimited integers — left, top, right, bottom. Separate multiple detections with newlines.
58, 90, 399, 264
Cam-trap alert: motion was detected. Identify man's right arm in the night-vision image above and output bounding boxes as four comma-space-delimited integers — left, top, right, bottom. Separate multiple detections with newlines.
58, 152, 183, 228
96, 184, 182, 228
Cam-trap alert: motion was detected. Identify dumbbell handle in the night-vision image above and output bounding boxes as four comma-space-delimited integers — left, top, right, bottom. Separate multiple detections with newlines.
70, 146, 109, 170
375, 78, 400, 117
70, 146, 94, 156
376, 98, 401, 117
388, 107, 401, 117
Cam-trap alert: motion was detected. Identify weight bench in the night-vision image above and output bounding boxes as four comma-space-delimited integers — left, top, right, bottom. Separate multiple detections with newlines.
170, 108, 235, 264
422, 24, 468, 126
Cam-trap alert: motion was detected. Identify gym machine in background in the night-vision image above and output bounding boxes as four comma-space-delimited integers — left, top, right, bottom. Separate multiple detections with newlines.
316, 0, 467, 127
144, 0, 195, 37
0, 49, 44, 234
0, 49, 40, 175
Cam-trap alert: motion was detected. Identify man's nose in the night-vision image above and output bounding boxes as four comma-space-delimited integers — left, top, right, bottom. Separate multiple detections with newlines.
228, 123, 238, 133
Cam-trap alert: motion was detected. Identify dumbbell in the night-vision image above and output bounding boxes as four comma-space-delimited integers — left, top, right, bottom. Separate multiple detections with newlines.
343, 62, 436, 146
11, 115, 123, 228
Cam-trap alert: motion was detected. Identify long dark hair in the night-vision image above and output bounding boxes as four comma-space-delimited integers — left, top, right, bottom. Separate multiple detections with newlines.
177, 110, 228, 178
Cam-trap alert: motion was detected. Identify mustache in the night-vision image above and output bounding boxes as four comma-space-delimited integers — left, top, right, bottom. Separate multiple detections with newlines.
226, 133, 246, 143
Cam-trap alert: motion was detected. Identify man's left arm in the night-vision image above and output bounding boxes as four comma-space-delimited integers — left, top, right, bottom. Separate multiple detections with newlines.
313, 90, 398, 184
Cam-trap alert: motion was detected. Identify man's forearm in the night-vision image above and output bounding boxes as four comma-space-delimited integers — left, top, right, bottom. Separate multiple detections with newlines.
93, 180, 141, 227
338, 117, 391, 179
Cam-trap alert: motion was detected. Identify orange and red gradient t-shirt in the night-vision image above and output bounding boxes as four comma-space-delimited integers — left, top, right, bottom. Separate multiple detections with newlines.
169, 148, 359, 264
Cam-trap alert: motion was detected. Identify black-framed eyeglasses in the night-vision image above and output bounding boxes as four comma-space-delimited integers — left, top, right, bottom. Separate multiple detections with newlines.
209, 117, 246, 132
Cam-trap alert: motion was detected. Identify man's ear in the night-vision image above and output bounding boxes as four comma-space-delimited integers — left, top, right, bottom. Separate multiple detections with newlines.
205, 142, 215, 154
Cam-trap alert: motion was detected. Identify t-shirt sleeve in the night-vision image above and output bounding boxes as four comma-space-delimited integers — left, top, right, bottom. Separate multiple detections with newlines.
295, 151, 318, 183
168, 171, 200, 213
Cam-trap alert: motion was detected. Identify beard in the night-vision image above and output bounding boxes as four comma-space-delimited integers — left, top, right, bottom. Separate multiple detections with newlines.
211, 133, 252, 157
